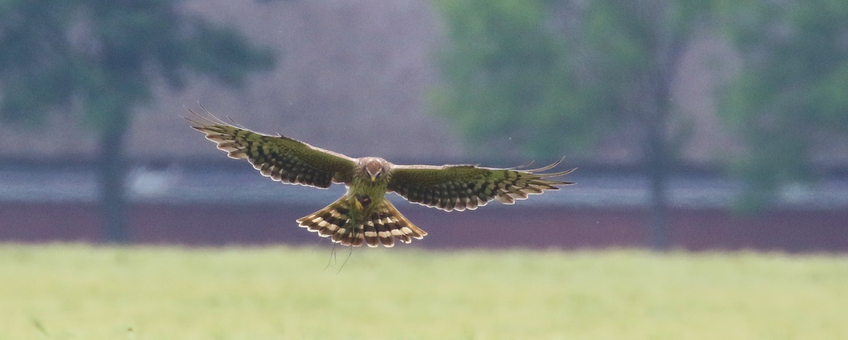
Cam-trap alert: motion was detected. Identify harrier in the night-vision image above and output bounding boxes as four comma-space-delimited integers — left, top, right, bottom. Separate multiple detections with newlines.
188, 110, 574, 247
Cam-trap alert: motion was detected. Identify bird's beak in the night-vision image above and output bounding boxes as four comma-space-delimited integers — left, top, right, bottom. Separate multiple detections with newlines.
370, 175, 376, 182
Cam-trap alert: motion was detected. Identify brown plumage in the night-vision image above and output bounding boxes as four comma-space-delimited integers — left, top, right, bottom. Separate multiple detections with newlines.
188, 108, 575, 247
388, 161, 575, 212
297, 196, 426, 247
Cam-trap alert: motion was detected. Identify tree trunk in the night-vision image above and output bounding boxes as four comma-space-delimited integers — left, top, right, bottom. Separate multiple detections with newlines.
98, 115, 130, 243
642, 31, 684, 251
645, 129, 671, 251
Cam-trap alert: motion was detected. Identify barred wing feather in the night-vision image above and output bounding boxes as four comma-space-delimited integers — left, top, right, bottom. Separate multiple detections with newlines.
187, 110, 356, 188
388, 160, 575, 211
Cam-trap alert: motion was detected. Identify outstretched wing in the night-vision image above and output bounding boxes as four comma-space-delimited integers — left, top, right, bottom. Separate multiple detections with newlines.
387, 160, 575, 211
187, 109, 357, 188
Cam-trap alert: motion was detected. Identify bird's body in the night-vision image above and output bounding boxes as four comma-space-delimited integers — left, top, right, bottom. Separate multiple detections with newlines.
299, 157, 427, 247
188, 109, 574, 247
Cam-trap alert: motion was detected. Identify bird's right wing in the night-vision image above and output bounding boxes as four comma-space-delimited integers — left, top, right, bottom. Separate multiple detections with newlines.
188, 109, 357, 188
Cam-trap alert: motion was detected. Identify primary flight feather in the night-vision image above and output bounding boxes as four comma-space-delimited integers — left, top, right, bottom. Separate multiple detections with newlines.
188, 109, 575, 247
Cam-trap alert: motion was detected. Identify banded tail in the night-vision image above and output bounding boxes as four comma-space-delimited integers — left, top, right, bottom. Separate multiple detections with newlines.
297, 197, 427, 247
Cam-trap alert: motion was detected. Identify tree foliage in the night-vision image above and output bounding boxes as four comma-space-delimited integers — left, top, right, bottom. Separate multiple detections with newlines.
435, 0, 848, 222
432, 0, 596, 157
433, 0, 713, 249
432, 0, 713, 158
0, 0, 274, 130
0, 0, 276, 241
715, 0, 848, 208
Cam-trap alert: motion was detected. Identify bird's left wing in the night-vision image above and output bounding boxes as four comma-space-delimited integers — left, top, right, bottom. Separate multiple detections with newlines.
387, 160, 575, 211
188, 110, 357, 188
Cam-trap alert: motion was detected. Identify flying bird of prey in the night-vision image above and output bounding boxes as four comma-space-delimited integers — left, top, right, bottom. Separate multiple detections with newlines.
188, 110, 574, 248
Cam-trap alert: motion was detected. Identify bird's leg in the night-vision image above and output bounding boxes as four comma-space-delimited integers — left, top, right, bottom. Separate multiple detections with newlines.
324, 242, 338, 271
336, 246, 354, 274
354, 195, 372, 211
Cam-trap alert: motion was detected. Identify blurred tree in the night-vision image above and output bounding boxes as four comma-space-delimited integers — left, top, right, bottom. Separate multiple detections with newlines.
433, 0, 712, 250
0, 0, 275, 242
715, 1, 848, 209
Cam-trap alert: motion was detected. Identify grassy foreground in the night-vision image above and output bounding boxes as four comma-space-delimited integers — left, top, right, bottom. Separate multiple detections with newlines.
0, 244, 846, 340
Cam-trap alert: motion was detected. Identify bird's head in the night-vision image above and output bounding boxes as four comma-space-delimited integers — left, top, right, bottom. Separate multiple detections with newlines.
361, 157, 389, 182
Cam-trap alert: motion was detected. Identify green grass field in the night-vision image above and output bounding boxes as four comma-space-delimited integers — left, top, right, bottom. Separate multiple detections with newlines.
1, 244, 846, 340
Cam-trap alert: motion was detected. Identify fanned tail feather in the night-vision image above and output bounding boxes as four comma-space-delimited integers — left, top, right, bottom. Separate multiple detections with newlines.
297, 197, 427, 248
297, 196, 359, 245
360, 200, 427, 247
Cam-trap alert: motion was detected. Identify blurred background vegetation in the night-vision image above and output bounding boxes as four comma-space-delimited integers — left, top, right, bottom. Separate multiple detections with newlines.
433, 0, 848, 248
0, 0, 846, 250
0, 0, 275, 242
